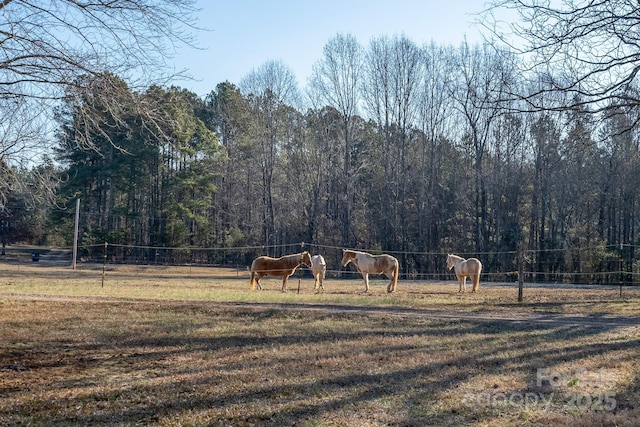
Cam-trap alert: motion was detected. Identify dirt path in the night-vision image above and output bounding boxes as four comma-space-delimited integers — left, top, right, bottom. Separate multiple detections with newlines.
3, 292, 639, 329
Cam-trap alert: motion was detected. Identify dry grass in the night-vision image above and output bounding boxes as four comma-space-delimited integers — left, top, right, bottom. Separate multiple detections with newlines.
1, 262, 639, 426
2, 262, 639, 314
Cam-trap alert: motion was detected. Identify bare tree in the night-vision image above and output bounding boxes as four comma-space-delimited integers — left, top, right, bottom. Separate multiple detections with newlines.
0, 0, 198, 202
485, 0, 640, 117
240, 60, 301, 250
449, 41, 515, 252
308, 33, 363, 246
416, 42, 456, 256
361, 34, 422, 250
1, 0, 196, 100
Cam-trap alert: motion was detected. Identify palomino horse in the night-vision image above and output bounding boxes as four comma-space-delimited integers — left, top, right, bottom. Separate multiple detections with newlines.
250, 251, 312, 292
311, 254, 326, 292
446, 254, 482, 293
341, 249, 399, 293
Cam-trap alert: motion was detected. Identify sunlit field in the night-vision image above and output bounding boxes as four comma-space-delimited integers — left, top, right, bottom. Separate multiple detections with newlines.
2, 262, 639, 314
1, 262, 639, 426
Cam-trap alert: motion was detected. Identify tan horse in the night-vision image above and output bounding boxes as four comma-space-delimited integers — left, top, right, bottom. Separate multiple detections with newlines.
311, 254, 326, 292
446, 254, 482, 293
341, 249, 399, 293
250, 251, 312, 292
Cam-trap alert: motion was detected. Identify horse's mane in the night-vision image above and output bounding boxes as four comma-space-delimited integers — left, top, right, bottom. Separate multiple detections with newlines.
346, 249, 377, 257
277, 251, 309, 261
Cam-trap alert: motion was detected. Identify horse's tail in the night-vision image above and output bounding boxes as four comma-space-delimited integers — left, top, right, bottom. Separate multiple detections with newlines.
473, 261, 482, 292
389, 258, 399, 293
250, 264, 256, 290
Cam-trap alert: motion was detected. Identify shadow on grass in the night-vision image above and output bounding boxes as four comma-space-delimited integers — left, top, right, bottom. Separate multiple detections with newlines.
1, 300, 638, 426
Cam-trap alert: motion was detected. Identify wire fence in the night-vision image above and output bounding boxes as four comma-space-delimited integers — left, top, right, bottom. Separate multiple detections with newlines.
4, 241, 636, 288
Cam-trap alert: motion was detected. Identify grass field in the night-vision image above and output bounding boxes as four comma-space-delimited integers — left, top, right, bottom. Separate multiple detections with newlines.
1, 262, 639, 426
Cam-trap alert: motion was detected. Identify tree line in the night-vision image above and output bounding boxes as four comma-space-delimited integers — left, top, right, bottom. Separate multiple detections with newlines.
1, 35, 633, 280
3, 1, 640, 281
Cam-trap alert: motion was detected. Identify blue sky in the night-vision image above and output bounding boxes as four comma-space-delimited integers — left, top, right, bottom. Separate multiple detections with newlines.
171, 0, 490, 97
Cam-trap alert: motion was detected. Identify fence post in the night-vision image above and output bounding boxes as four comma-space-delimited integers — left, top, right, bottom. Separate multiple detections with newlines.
102, 242, 108, 288
72, 198, 80, 270
620, 257, 623, 298
518, 246, 524, 303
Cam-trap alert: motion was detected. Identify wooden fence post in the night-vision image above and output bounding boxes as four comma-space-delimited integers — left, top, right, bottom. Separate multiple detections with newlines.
518, 246, 524, 303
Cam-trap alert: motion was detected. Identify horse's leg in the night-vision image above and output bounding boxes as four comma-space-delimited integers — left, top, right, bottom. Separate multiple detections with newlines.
255, 273, 264, 290
472, 274, 479, 293
282, 274, 289, 292
459, 274, 466, 293
384, 270, 393, 293
362, 272, 369, 292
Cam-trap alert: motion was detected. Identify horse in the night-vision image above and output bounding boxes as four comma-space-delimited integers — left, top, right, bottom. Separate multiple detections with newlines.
341, 249, 399, 293
250, 251, 312, 292
310, 254, 326, 292
446, 254, 482, 293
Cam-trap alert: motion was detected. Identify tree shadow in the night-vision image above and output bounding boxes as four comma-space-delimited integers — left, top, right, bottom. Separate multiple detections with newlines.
1, 301, 638, 426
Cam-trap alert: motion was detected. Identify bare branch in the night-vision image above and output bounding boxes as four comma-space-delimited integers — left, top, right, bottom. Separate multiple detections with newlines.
484, 0, 640, 116
0, 0, 199, 201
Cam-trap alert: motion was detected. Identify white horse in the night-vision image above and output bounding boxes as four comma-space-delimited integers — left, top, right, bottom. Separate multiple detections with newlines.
446, 254, 482, 293
310, 254, 326, 292
341, 249, 399, 293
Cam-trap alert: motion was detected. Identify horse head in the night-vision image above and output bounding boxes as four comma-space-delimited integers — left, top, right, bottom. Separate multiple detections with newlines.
446, 254, 455, 270
300, 251, 312, 267
341, 249, 355, 267
447, 254, 466, 270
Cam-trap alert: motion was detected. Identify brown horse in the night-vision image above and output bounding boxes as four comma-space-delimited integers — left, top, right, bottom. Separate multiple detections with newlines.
446, 254, 482, 293
250, 251, 312, 292
341, 249, 399, 293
